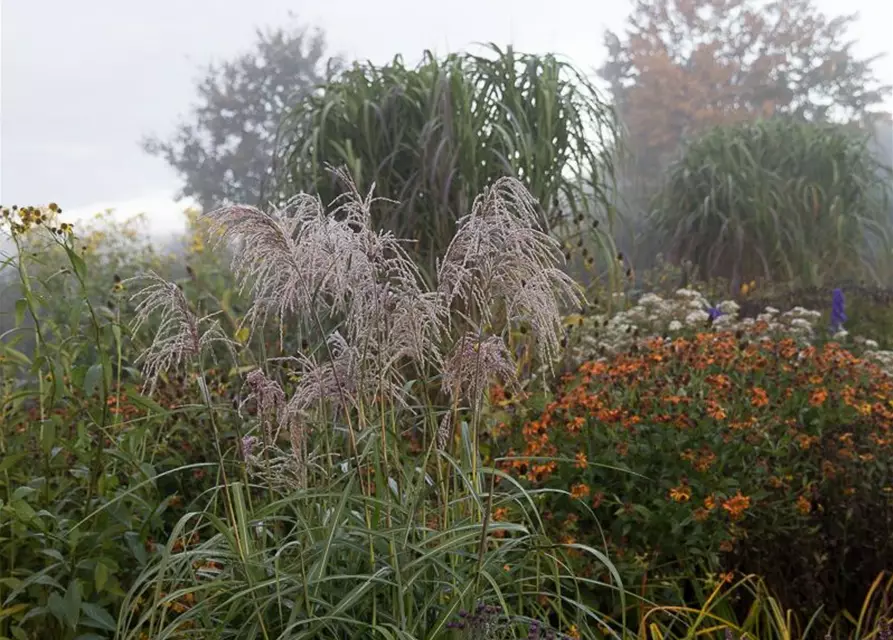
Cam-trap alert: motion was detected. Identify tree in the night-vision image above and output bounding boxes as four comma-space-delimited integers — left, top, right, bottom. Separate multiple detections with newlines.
275, 45, 620, 278
600, 0, 891, 185
143, 18, 339, 212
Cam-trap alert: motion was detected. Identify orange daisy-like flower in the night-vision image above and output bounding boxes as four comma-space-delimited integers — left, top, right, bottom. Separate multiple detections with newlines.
669, 485, 692, 502
706, 400, 727, 420
809, 388, 828, 406
693, 507, 710, 522
574, 451, 588, 469
722, 491, 751, 521
570, 483, 590, 500
751, 387, 769, 408
704, 495, 717, 511
795, 495, 812, 515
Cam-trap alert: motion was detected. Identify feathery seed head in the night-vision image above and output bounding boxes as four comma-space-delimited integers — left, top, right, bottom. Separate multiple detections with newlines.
437, 177, 583, 365
127, 272, 233, 394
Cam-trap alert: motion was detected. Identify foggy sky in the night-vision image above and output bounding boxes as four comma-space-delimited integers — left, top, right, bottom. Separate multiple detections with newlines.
2, 0, 891, 232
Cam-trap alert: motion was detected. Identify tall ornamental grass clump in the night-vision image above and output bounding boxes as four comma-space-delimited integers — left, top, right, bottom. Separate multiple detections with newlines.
275, 44, 620, 278
650, 118, 893, 289
117, 172, 622, 639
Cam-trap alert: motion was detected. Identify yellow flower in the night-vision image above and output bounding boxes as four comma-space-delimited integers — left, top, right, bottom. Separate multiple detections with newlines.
669, 485, 692, 502
568, 624, 581, 639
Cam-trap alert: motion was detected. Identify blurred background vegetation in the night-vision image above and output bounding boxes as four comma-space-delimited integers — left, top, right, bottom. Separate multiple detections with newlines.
3, 0, 893, 637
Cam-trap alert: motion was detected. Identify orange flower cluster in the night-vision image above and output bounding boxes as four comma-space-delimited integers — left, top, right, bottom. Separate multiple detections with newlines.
495, 329, 893, 576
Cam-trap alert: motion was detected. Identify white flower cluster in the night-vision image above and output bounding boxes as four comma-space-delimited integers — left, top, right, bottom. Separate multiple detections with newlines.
569, 288, 893, 376
571, 289, 835, 360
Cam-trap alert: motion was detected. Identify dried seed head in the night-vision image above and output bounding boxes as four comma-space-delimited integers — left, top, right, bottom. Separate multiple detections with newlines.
437, 177, 583, 365
436, 412, 453, 452
442, 333, 517, 404
127, 272, 233, 395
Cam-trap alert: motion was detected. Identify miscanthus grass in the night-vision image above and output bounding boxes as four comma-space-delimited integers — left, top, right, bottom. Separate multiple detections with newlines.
118, 171, 620, 639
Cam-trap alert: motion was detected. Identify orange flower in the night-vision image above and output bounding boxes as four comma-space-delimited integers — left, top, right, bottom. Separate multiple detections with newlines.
719, 539, 735, 553
795, 434, 819, 450
574, 451, 588, 469
750, 387, 769, 408
706, 400, 726, 420
795, 495, 811, 515
704, 495, 717, 511
570, 483, 590, 500
669, 485, 692, 502
693, 507, 710, 522
809, 388, 828, 406
722, 491, 751, 521
591, 492, 605, 509
568, 625, 581, 639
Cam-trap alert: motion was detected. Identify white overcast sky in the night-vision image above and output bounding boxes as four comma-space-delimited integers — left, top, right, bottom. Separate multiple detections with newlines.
1, 0, 892, 235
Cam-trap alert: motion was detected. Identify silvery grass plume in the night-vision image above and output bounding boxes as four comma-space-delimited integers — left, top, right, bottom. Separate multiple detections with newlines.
438, 177, 583, 365
282, 331, 411, 415
209, 167, 445, 409
206, 167, 442, 358
241, 368, 309, 489
442, 333, 517, 404
128, 272, 234, 395
244, 368, 286, 445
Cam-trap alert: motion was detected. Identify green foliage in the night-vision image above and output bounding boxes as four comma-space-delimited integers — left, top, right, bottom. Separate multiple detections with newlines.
651, 118, 893, 288
276, 44, 619, 276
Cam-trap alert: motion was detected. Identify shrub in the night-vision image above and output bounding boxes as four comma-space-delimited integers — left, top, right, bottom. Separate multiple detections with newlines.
497, 324, 893, 616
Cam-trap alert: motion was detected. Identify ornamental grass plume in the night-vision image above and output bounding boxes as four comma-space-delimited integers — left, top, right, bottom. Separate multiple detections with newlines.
209, 168, 445, 411
243, 368, 286, 444
442, 333, 517, 404
437, 177, 583, 365
127, 272, 233, 394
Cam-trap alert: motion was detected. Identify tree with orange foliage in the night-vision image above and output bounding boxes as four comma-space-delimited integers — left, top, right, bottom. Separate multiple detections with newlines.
600, 0, 891, 185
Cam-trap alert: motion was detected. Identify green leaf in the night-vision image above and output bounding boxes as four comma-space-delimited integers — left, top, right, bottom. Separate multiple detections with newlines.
0, 453, 27, 474
94, 562, 109, 593
80, 603, 115, 632
0, 603, 28, 618
47, 592, 66, 627
64, 245, 88, 281
62, 580, 81, 629
14, 299, 27, 328
40, 421, 56, 455
84, 364, 103, 398
52, 359, 65, 402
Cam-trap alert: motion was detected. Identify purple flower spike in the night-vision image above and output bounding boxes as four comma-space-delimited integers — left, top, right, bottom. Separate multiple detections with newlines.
830, 288, 847, 333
